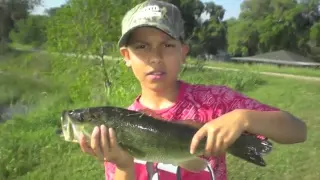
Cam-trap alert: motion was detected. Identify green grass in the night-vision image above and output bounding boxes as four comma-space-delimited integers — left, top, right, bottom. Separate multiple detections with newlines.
187, 58, 320, 78
226, 77, 320, 180
0, 51, 318, 180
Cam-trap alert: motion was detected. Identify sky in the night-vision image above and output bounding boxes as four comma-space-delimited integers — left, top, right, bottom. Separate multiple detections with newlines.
32, 0, 242, 20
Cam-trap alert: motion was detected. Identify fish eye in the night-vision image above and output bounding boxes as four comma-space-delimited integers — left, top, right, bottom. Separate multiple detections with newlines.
80, 114, 85, 122
76, 113, 85, 122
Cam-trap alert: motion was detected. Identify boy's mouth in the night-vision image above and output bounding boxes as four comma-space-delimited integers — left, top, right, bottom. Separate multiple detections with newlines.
146, 71, 166, 79
147, 71, 165, 75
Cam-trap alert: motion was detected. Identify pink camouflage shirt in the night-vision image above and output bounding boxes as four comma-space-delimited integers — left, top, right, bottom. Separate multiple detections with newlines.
104, 80, 279, 180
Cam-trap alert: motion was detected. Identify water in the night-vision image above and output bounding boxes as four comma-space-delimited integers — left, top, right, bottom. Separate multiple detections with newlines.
0, 103, 30, 123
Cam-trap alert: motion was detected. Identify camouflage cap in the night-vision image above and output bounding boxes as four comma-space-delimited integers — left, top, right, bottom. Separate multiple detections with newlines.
118, 0, 185, 47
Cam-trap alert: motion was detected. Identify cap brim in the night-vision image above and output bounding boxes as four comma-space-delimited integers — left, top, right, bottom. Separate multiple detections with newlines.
117, 24, 177, 48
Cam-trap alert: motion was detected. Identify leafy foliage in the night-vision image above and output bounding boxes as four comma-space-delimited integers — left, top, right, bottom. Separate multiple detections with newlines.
45, 0, 146, 104
228, 0, 320, 60
0, 0, 42, 52
3, 0, 320, 61
9, 15, 47, 47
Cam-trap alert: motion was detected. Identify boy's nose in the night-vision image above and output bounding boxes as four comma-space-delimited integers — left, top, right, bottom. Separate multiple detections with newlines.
150, 57, 161, 64
149, 48, 163, 64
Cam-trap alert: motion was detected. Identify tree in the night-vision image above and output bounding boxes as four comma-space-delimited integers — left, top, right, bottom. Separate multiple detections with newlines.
46, 0, 145, 103
44, 5, 66, 17
197, 2, 227, 55
47, 0, 146, 55
310, 22, 320, 45
159, 1, 228, 56
0, 0, 42, 53
9, 14, 48, 47
227, 0, 320, 59
160, 0, 205, 40
227, 20, 259, 56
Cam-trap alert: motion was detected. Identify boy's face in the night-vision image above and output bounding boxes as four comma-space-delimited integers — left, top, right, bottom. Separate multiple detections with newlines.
120, 27, 189, 91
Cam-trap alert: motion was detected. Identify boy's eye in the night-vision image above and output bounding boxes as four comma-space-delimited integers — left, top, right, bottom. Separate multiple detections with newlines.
135, 44, 146, 49
164, 43, 175, 48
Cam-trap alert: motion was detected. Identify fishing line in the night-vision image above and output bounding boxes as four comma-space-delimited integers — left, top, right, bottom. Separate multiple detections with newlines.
146, 162, 156, 180
176, 166, 182, 180
207, 164, 215, 180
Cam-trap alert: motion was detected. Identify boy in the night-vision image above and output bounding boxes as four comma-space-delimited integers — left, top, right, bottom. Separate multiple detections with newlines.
79, 0, 307, 180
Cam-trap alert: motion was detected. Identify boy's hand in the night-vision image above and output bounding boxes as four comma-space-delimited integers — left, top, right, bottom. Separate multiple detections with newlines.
79, 125, 134, 170
190, 109, 247, 157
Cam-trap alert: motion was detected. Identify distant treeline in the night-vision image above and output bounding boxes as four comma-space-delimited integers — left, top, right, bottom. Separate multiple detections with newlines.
1, 0, 320, 61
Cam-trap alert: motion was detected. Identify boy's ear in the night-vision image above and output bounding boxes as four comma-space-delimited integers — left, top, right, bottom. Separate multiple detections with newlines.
120, 47, 131, 67
181, 44, 190, 64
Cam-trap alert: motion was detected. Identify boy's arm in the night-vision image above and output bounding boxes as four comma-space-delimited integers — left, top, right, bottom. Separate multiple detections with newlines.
220, 86, 307, 144
114, 164, 135, 180
240, 109, 307, 144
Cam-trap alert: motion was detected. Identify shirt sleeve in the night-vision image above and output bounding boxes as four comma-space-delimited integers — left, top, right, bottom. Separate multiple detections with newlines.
104, 162, 116, 180
221, 86, 280, 112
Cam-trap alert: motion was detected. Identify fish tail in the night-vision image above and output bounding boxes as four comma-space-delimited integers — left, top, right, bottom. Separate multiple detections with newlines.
228, 134, 273, 167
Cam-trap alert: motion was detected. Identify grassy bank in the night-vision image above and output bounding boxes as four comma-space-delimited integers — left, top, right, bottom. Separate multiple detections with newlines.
0, 51, 318, 180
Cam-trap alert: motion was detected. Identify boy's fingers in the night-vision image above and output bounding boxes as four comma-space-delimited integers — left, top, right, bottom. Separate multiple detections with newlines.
79, 133, 87, 152
91, 126, 104, 161
100, 125, 110, 153
190, 127, 207, 154
212, 135, 224, 156
79, 133, 95, 156
108, 128, 117, 148
205, 133, 215, 157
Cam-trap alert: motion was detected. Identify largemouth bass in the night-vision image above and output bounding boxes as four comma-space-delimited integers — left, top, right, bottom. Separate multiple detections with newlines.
60, 106, 273, 167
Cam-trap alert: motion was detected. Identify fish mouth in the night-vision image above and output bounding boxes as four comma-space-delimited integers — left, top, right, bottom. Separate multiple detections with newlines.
60, 110, 80, 143
60, 110, 93, 143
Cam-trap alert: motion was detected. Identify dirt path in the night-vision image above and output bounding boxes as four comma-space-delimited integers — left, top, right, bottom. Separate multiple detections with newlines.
202, 66, 320, 82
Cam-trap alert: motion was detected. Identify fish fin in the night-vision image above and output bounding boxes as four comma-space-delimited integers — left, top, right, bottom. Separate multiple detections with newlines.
228, 134, 273, 167
138, 108, 163, 120
119, 143, 147, 159
173, 120, 204, 129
